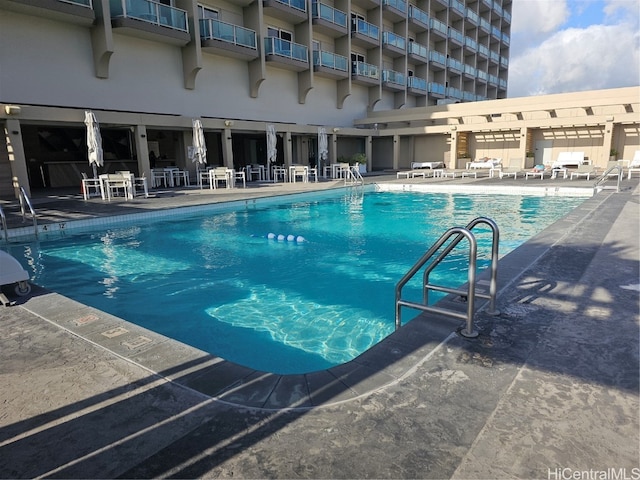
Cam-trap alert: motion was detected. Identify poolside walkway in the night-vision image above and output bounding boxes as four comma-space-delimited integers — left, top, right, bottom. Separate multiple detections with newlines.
0, 174, 638, 479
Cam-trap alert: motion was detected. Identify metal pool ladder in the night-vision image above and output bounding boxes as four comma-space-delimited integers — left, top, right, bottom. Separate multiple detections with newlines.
395, 217, 499, 338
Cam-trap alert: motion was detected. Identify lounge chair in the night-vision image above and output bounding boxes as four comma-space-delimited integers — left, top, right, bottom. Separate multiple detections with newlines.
552, 151, 586, 168
570, 164, 596, 180
525, 166, 549, 180
498, 158, 522, 179
624, 151, 640, 179
467, 157, 502, 170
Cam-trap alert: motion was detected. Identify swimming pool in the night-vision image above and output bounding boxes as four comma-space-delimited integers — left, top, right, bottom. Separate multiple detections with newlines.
6, 189, 585, 374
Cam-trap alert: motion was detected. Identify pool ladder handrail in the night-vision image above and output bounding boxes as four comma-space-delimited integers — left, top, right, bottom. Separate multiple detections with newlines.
344, 165, 364, 186
18, 186, 38, 239
593, 164, 623, 194
395, 217, 500, 338
0, 205, 7, 242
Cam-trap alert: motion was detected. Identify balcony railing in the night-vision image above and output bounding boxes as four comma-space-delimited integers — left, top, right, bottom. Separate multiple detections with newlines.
465, 36, 477, 50
491, 25, 501, 40
503, 10, 511, 23
200, 19, 257, 49
382, 0, 406, 13
352, 18, 379, 41
463, 91, 475, 101
313, 50, 348, 71
408, 5, 428, 25
493, 2, 502, 15
447, 87, 462, 99
499, 78, 507, 89
407, 76, 427, 91
408, 40, 427, 59
488, 74, 498, 85
352, 61, 379, 79
502, 33, 510, 45
479, 17, 490, 32
429, 50, 447, 65
464, 64, 475, 76
448, 27, 464, 43
500, 55, 508, 68
274, 0, 306, 12
66, 0, 93, 6
466, 8, 478, 24
489, 49, 500, 63
447, 57, 463, 72
477, 70, 488, 81
449, 0, 465, 15
382, 31, 406, 50
382, 69, 405, 85
478, 44, 489, 57
110, 0, 188, 32
430, 18, 448, 36
312, 1, 347, 28
428, 82, 445, 95
264, 36, 308, 62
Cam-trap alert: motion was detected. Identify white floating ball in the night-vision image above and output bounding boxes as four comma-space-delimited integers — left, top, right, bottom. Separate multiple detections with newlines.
277, 234, 285, 241
267, 233, 275, 239
296, 236, 306, 243
287, 235, 295, 242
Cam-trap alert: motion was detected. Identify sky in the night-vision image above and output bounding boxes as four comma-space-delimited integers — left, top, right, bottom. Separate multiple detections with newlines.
507, 0, 640, 98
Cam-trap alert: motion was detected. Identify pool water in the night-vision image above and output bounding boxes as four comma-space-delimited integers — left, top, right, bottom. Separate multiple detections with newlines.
6, 191, 584, 374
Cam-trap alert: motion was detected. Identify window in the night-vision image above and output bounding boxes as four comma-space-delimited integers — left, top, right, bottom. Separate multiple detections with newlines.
198, 5, 219, 19
268, 26, 293, 41
351, 52, 365, 63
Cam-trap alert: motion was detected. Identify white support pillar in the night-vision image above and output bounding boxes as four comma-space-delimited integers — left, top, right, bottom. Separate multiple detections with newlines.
4, 119, 29, 198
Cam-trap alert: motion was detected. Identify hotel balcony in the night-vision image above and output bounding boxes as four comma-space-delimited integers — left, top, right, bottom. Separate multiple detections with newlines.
0, 0, 94, 25
502, 32, 510, 46
200, 19, 258, 61
312, 1, 348, 37
110, 0, 190, 46
382, 69, 405, 92
407, 40, 427, 64
477, 43, 489, 59
351, 61, 379, 86
479, 17, 490, 34
313, 50, 349, 79
465, 8, 478, 26
408, 5, 428, 31
382, 0, 406, 22
448, 26, 464, 46
351, 18, 379, 48
489, 49, 500, 65
447, 86, 462, 100
464, 36, 477, 52
476, 69, 488, 83
428, 82, 446, 98
428, 50, 446, 70
429, 18, 448, 40
462, 90, 476, 101
264, 36, 309, 71
447, 57, 463, 74
263, 0, 307, 24
382, 31, 405, 57
407, 75, 427, 95
463, 63, 476, 79
350, 0, 380, 10
449, 0, 465, 19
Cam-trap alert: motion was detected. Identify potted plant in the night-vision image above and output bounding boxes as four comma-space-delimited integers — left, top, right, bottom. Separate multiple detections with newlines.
525, 151, 535, 168
351, 153, 367, 173
610, 148, 618, 161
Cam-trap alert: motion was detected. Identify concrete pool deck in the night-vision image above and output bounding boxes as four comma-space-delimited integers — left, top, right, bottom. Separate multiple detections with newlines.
0, 174, 638, 479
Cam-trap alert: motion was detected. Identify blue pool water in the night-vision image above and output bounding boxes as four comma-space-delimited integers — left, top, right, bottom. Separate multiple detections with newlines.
6, 190, 584, 374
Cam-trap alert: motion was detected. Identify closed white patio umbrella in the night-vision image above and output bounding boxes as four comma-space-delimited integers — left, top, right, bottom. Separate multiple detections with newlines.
318, 127, 328, 174
84, 110, 103, 178
266, 124, 277, 181
192, 118, 207, 166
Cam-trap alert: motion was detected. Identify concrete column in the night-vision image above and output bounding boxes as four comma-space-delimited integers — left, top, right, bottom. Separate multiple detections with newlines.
222, 128, 234, 169
4, 119, 29, 198
602, 119, 615, 168
284, 132, 293, 168
392, 134, 400, 170
449, 129, 458, 169
365, 135, 373, 172
134, 125, 150, 181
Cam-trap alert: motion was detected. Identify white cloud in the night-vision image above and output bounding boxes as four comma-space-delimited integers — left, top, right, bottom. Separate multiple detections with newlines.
508, 23, 640, 97
511, 0, 570, 36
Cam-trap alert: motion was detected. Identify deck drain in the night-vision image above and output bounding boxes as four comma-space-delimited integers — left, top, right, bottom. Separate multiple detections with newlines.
73, 314, 99, 326
123, 336, 153, 350
101, 326, 129, 338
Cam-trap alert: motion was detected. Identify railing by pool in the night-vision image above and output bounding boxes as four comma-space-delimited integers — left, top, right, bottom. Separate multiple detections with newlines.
110, 0, 188, 32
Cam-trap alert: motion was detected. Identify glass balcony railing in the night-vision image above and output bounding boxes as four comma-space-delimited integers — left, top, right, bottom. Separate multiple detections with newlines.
200, 19, 257, 49
447, 87, 462, 99
352, 18, 379, 41
274, 0, 306, 12
503, 10, 511, 23
430, 18, 448, 36
489, 50, 500, 63
447, 57, 464, 71
312, 1, 347, 28
466, 8, 478, 24
429, 50, 446, 65
407, 76, 427, 91
408, 40, 427, 59
313, 50, 348, 71
382, 31, 406, 50
264, 36, 308, 62
500, 55, 508, 68
428, 82, 446, 95
382, 69, 405, 85
382, 0, 406, 13
493, 2, 503, 15
464, 64, 475, 76
449, 0, 465, 16
502, 33, 510, 45
465, 36, 477, 50
481, 0, 492, 8
491, 25, 501, 39
477, 70, 488, 81
352, 61, 379, 79
110, 0, 188, 32
479, 17, 490, 32
408, 5, 428, 25
462, 91, 475, 101
488, 74, 498, 85
499, 78, 507, 89
478, 44, 489, 57
448, 27, 464, 43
